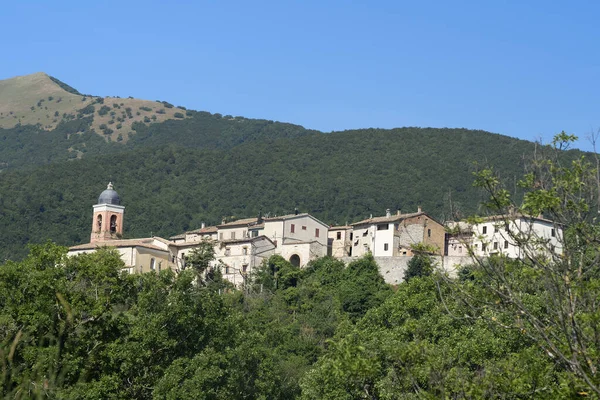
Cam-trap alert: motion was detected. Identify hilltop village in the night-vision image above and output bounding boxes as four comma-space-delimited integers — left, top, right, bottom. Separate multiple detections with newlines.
68, 183, 563, 284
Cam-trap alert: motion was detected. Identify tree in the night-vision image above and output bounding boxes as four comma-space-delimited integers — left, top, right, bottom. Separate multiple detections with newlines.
448, 132, 600, 395
184, 239, 216, 283
404, 244, 436, 281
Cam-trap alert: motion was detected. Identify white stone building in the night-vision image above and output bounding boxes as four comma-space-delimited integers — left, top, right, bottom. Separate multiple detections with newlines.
470, 214, 562, 259
446, 214, 563, 259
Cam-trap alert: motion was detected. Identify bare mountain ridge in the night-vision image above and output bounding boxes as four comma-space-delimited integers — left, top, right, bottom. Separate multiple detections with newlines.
0, 72, 188, 142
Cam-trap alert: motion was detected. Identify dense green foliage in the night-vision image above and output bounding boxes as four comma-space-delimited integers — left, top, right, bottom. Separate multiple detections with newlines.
2, 245, 594, 398
1, 120, 573, 261
0, 248, 392, 399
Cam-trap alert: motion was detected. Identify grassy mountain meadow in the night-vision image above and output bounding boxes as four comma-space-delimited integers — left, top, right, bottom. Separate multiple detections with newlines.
0, 73, 582, 260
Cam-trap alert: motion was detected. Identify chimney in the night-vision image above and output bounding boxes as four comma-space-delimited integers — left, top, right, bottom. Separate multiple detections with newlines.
294, 207, 299, 215
386, 209, 391, 218
221, 217, 226, 225
417, 205, 422, 213
397, 210, 401, 216
201, 222, 206, 229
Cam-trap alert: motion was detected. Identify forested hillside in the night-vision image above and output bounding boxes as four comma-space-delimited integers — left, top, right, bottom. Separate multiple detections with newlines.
0, 124, 580, 261
0, 73, 586, 261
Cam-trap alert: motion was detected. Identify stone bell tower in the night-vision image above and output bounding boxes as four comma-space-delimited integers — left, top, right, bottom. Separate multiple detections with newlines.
90, 182, 125, 243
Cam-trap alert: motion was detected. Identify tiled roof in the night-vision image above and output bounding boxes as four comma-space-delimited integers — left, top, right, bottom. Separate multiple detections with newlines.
69, 238, 168, 252
479, 213, 557, 225
351, 211, 424, 226
329, 225, 352, 230
264, 213, 309, 221
188, 225, 218, 234
217, 217, 259, 228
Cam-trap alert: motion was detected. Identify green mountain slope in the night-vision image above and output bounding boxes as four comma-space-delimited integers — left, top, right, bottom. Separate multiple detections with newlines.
0, 73, 585, 261
0, 126, 572, 261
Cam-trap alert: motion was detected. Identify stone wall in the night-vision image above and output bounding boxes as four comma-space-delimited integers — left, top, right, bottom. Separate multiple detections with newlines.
340, 255, 473, 285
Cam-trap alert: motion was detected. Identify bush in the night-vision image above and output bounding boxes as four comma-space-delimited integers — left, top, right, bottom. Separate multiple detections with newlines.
139, 106, 152, 112
156, 109, 166, 114
173, 112, 184, 119
78, 104, 95, 115
404, 254, 434, 281
98, 105, 111, 116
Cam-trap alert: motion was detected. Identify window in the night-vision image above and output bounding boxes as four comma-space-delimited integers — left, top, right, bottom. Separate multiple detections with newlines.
336, 232, 342, 240
225, 248, 231, 256
377, 224, 389, 231
402, 251, 407, 255
551, 228, 556, 237
504, 240, 509, 249
242, 247, 248, 255
482, 243, 487, 252
494, 225, 498, 233
150, 258, 156, 271
493, 242, 498, 250
97, 214, 102, 231
350, 233, 353, 240
302, 226, 307, 230
242, 264, 248, 273
251, 230, 258, 237
225, 266, 230, 274
384, 243, 389, 251
110, 215, 117, 233
291, 224, 295, 233
230, 232, 236, 239
458, 246, 462, 254
315, 228, 320, 237
362, 231, 368, 237
482, 226, 487, 234
219, 232, 224, 241
427, 228, 431, 237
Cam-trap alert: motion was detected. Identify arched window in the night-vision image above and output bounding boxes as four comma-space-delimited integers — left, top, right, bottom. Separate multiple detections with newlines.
110, 215, 117, 233
289, 254, 300, 267
97, 214, 102, 231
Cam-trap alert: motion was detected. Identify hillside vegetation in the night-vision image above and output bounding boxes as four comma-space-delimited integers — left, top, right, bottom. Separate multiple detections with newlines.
0, 72, 189, 144
0, 73, 585, 261
0, 125, 565, 261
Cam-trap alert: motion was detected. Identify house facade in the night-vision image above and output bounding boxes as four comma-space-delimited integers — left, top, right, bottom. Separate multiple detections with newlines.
328, 226, 353, 258
350, 207, 446, 258
469, 214, 562, 259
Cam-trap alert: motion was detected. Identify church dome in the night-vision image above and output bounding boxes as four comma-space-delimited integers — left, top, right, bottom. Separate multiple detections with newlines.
97, 182, 121, 205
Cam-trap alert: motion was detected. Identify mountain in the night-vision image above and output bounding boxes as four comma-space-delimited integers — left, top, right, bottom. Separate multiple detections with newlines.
0, 72, 189, 141
0, 73, 585, 260
0, 73, 316, 170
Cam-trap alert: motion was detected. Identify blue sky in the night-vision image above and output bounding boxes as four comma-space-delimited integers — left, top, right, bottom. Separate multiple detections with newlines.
2, 1, 599, 150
